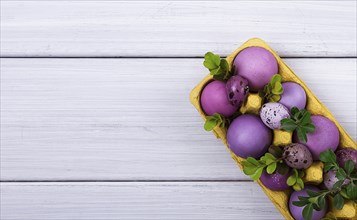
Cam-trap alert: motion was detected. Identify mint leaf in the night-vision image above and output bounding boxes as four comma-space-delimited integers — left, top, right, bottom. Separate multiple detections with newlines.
287, 175, 297, 186
335, 168, 347, 180
302, 123, 315, 133
323, 162, 335, 172
203, 52, 220, 69
332, 194, 344, 210
259, 74, 284, 102
203, 113, 227, 131
291, 107, 300, 116
203, 52, 231, 81
204, 118, 217, 131
280, 118, 297, 131
276, 163, 289, 175
344, 160, 355, 175
319, 149, 337, 164
280, 108, 314, 143
266, 162, 277, 174
297, 127, 307, 143
302, 203, 313, 220
346, 184, 357, 200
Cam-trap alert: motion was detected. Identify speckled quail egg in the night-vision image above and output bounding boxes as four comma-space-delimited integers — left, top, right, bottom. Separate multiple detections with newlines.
260, 102, 290, 129
283, 143, 313, 169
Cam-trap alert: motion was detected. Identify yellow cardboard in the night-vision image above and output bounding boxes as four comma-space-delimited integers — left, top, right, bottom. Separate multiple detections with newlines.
189, 38, 357, 219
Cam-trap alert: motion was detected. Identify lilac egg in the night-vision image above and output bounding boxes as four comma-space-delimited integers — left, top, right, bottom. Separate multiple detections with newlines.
323, 170, 350, 190
233, 47, 278, 92
279, 82, 307, 110
260, 170, 290, 191
336, 148, 357, 169
226, 75, 249, 107
295, 116, 340, 160
227, 114, 272, 158
260, 102, 290, 129
283, 143, 313, 169
289, 185, 328, 220
200, 80, 238, 117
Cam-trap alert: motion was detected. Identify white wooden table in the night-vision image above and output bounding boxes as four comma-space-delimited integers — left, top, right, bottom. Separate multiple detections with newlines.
0, 1, 356, 219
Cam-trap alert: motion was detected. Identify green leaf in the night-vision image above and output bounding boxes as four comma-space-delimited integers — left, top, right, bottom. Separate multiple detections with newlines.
280, 118, 297, 131
269, 95, 281, 102
306, 190, 320, 197
340, 188, 350, 199
203, 113, 227, 131
246, 157, 261, 166
268, 145, 283, 158
266, 162, 277, 174
296, 127, 307, 143
272, 82, 283, 95
276, 163, 289, 175
344, 160, 355, 175
317, 196, 326, 211
301, 123, 315, 133
323, 162, 335, 172
293, 200, 308, 207
287, 175, 297, 186
259, 74, 283, 102
333, 194, 344, 210
346, 184, 357, 200
204, 118, 218, 131
295, 178, 304, 191
335, 168, 347, 180
291, 107, 300, 116
203, 52, 220, 70
300, 111, 312, 124
302, 203, 313, 220
270, 74, 281, 85
319, 149, 337, 164
220, 59, 229, 71
332, 180, 344, 190
251, 167, 264, 181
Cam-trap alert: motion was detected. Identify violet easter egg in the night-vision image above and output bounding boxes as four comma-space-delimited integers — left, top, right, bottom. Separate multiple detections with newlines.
233, 47, 278, 92
294, 115, 339, 160
200, 80, 238, 117
227, 114, 272, 158
279, 82, 307, 110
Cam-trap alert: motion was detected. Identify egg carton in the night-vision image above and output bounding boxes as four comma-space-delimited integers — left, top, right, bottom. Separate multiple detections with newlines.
189, 38, 357, 219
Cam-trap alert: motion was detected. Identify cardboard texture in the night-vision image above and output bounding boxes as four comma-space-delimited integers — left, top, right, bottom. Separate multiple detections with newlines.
189, 38, 357, 219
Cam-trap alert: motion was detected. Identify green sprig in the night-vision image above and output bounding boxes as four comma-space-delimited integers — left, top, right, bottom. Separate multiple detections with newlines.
203, 52, 231, 81
280, 107, 315, 143
287, 168, 305, 191
242, 150, 285, 181
203, 113, 228, 131
258, 74, 284, 102
292, 149, 357, 220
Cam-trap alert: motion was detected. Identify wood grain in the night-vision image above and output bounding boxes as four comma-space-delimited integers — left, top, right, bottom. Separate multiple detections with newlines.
1, 1, 356, 57
0, 182, 284, 220
1, 58, 355, 181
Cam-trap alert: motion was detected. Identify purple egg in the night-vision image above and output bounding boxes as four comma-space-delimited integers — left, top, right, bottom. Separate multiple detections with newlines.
323, 170, 350, 190
233, 47, 278, 92
226, 75, 249, 107
289, 185, 328, 220
227, 114, 272, 158
336, 148, 357, 169
260, 170, 290, 191
294, 116, 340, 160
260, 102, 290, 129
200, 80, 238, 117
279, 82, 307, 110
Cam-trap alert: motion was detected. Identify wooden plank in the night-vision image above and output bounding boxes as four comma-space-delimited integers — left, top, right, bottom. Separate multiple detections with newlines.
1, 58, 356, 181
0, 182, 283, 220
1, 1, 356, 57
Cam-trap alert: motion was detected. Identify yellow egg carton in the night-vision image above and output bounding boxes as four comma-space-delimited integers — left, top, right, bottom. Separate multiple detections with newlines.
189, 38, 357, 219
